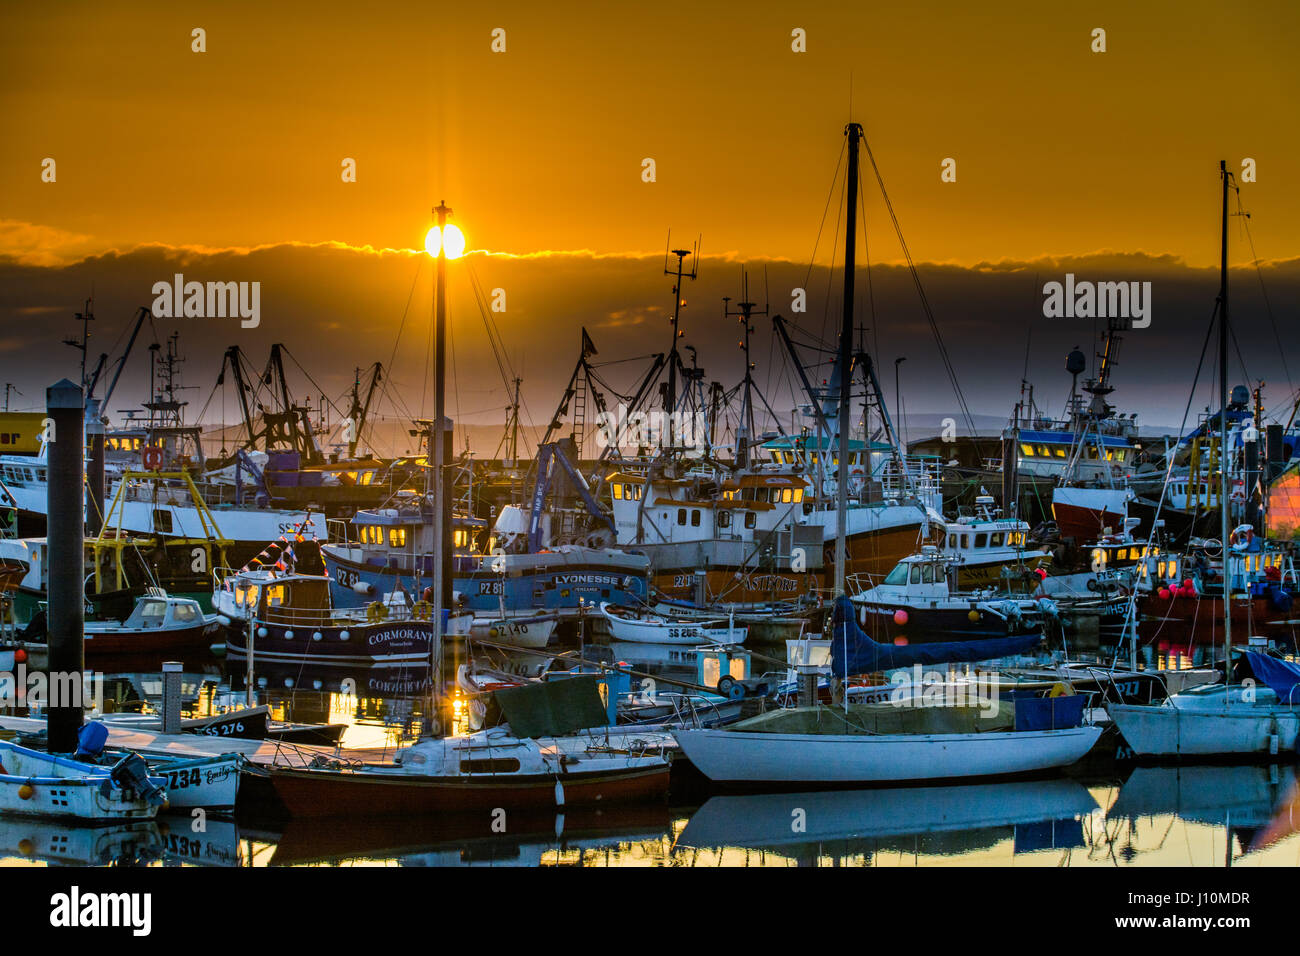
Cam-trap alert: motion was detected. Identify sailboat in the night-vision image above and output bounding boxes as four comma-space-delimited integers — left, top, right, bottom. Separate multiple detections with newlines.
1109, 162, 1299, 758
672, 124, 1102, 785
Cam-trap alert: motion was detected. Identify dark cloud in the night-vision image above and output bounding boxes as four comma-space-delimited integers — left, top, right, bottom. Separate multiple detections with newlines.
1, 242, 1297, 454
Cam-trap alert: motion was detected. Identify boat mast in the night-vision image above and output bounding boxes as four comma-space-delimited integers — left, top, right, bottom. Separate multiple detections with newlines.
664, 243, 697, 451
1218, 160, 1232, 673
835, 123, 862, 597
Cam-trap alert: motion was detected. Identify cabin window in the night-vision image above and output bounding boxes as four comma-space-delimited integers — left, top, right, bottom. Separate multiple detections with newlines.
884, 564, 908, 586
459, 758, 521, 774
1020, 443, 1035, 457
948, 534, 958, 548
781, 489, 793, 503
920, 563, 935, 584
613, 483, 624, 500
173, 603, 198, 622
677, 509, 687, 526
974, 533, 988, 548
152, 509, 173, 534
389, 528, 407, 548
718, 511, 731, 529
141, 601, 167, 623
909, 565, 922, 584
792, 488, 803, 503
990, 532, 1003, 547
743, 512, 756, 530
690, 510, 701, 527
453, 529, 468, 548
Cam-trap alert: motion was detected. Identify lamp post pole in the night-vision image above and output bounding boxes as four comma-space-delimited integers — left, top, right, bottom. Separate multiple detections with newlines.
431, 200, 451, 734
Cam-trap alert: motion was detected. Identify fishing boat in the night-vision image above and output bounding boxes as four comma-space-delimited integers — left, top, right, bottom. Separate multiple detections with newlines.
78, 590, 223, 659
322, 490, 650, 622
851, 548, 1054, 641
0, 740, 166, 822
598, 602, 746, 646
941, 495, 1051, 590
215, 567, 470, 665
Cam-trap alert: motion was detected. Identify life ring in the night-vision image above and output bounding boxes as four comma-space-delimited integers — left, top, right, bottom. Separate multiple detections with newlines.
412, 600, 433, 621
366, 602, 388, 623
1229, 526, 1255, 550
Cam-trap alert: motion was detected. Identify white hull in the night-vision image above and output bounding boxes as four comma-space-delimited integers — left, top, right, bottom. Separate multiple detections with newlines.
0, 742, 164, 822
672, 725, 1102, 783
3, 475, 324, 543
1110, 703, 1300, 757
148, 755, 241, 810
600, 603, 746, 646
469, 616, 557, 649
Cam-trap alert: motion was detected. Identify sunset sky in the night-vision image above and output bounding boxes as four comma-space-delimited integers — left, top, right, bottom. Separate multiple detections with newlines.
3, 1, 1299, 450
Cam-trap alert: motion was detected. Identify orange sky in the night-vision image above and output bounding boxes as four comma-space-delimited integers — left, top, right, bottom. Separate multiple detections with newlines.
3, 0, 1299, 268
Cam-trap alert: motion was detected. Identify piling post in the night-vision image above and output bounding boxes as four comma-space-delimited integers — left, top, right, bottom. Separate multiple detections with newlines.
85, 397, 105, 536
161, 661, 183, 734
46, 378, 85, 752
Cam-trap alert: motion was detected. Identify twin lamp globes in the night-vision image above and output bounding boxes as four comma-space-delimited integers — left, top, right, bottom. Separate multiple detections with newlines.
424, 222, 466, 259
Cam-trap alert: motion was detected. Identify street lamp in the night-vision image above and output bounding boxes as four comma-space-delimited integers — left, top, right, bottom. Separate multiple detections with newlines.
894, 356, 907, 449
423, 200, 463, 735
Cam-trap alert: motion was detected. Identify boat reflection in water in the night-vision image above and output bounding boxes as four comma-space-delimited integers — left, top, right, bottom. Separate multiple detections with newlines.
261, 804, 674, 867
1105, 764, 1300, 865
675, 779, 1098, 864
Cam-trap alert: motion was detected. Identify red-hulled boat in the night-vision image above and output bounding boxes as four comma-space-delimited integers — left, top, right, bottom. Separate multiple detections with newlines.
260, 730, 671, 818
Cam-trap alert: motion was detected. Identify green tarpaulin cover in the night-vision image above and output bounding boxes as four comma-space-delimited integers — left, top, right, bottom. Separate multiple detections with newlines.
493, 676, 610, 738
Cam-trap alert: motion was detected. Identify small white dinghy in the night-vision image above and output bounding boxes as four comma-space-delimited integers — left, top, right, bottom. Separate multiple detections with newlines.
599, 603, 746, 646
122, 753, 241, 811
0, 741, 167, 822
469, 614, 559, 649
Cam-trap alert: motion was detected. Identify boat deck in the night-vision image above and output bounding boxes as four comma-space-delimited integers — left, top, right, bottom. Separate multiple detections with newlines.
0, 715, 395, 768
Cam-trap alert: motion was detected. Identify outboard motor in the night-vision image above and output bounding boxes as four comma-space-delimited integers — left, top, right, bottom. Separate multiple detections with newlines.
104, 752, 167, 806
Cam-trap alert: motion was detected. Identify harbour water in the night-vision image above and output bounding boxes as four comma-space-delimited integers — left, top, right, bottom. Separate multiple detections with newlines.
3, 636, 1297, 869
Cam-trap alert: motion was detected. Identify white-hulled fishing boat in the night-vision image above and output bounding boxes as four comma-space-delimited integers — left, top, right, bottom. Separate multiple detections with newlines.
0, 741, 167, 822
599, 602, 746, 646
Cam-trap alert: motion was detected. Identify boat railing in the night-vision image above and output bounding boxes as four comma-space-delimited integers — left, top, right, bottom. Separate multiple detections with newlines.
259, 604, 425, 627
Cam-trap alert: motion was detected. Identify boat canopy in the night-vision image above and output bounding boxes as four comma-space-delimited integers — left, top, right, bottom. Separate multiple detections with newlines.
1244, 652, 1300, 705
829, 595, 1042, 678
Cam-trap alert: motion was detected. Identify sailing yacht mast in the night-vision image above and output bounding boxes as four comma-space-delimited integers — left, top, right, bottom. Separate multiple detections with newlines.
1218, 160, 1232, 673
835, 123, 862, 597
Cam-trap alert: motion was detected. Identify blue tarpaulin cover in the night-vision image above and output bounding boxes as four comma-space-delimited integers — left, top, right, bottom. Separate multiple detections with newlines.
1245, 651, 1300, 705
829, 595, 1044, 679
